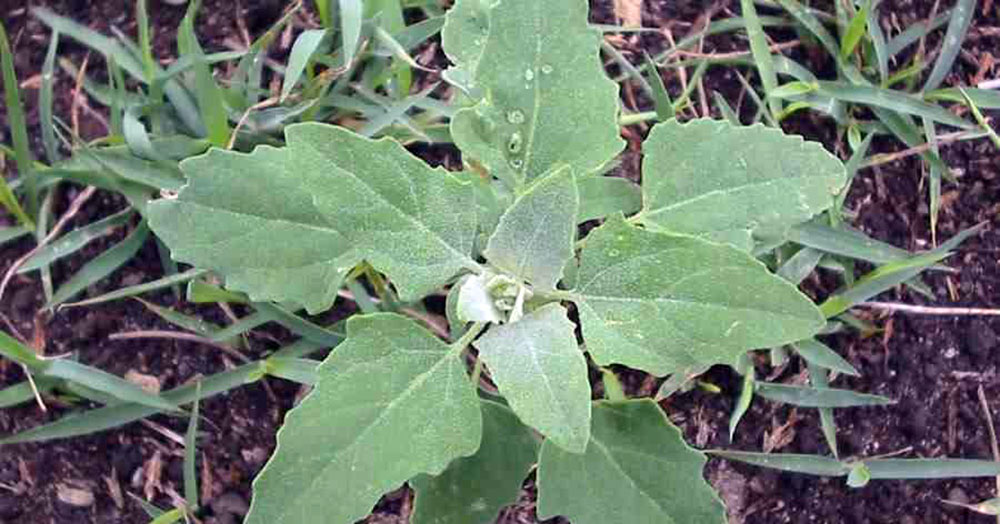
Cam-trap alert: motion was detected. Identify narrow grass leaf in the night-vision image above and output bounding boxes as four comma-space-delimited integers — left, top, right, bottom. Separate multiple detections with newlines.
0, 226, 30, 245
941, 497, 1000, 515
886, 10, 950, 56
866, 458, 1000, 479
0, 379, 56, 409
0, 331, 47, 370
713, 91, 741, 125
729, 354, 754, 440
64, 268, 207, 308
923, 0, 975, 91
43, 359, 178, 411
0, 361, 263, 444
813, 81, 972, 129
148, 508, 185, 524
741, 0, 781, 117
254, 302, 345, 347
807, 361, 839, 458
183, 382, 201, 509
709, 450, 849, 476
819, 251, 949, 317
282, 29, 328, 101
643, 52, 673, 120
777, 247, 824, 285
787, 221, 911, 264
794, 338, 859, 376
839, 2, 869, 60
46, 221, 151, 310
926, 87, 1000, 109
340, 0, 363, 68
755, 382, 892, 408
185, 280, 249, 304
866, 4, 889, 83
264, 358, 320, 385
19, 209, 133, 273
0, 22, 36, 225
40, 31, 61, 163
179, 0, 231, 146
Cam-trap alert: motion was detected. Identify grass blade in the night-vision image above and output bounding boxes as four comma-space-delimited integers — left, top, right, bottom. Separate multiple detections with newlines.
0, 23, 37, 225
0, 226, 31, 245
793, 338, 859, 376
807, 361, 839, 458
819, 251, 949, 317
886, 10, 951, 56
265, 357, 320, 385
793, 81, 974, 129
183, 382, 201, 509
282, 29, 328, 102
643, 52, 674, 120
19, 209, 134, 273
185, 280, 249, 304
0, 331, 47, 370
40, 31, 61, 163
729, 354, 755, 440
340, 0, 364, 68
0, 379, 56, 409
43, 359, 178, 411
63, 268, 208, 308
741, 0, 781, 117
254, 302, 345, 346
755, 382, 893, 408
777, 247, 824, 285
867, 3, 889, 83
709, 450, 849, 476
839, 1, 869, 60
867, 458, 1000, 479
0, 362, 263, 444
787, 222, 911, 264
926, 87, 1000, 109
46, 221, 151, 310
922, 0, 975, 92
179, 0, 231, 147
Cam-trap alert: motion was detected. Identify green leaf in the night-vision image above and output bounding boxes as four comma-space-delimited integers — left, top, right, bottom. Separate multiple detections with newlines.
577, 176, 641, 222
846, 462, 871, 488
148, 123, 479, 314
43, 359, 178, 412
456, 272, 503, 323
484, 166, 577, 290
710, 450, 849, 476
441, 0, 491, 93
19, 208, 134, 273
282, 29, 328, 101
793, 338, 858, 376
411, 400, 539, 524
729, 354, 755, 440
474, 303, 590, 453
340, 0, 363, 68
246, 314, 482, 524
637, 119, 845, 251
537, 400, 726, 523
450, 0, 624, 190
754, 382, 893, 408
0, 22, 36, 226
923, 0, 975, 92
0, 331, 47, 370
567, 216, 825, 376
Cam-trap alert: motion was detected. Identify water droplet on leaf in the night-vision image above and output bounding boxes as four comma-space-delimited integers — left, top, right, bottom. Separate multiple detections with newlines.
541, 64, 553, 74
510, 158, 524, 169
524, 69, 535, 81
506, 110, 525, 124
507, 132, 523, 153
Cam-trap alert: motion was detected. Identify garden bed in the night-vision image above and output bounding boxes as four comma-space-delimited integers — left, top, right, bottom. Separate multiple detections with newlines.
2, 0, 1000, 522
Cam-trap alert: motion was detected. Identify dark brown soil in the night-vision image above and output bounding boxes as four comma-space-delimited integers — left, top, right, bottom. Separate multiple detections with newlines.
2, 0, 1000, 523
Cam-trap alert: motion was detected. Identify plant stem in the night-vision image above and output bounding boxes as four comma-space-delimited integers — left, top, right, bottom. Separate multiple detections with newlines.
450, 322, 487, 352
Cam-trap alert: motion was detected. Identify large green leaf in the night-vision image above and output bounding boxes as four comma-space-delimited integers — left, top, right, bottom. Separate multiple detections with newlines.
567, 216, 824, 376
638, 119, 845, 251
411, 400, 539, 524
474, 303, 590, 452
537, 400, 725, 523
246, 314, 482, 524
148, 123, 479, 313
450, 0, 624, 190
484, 166, 577, 290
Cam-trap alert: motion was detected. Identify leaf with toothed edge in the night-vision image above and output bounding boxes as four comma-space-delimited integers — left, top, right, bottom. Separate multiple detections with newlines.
147, 123, 480, 314
448, 0, 624, 191
567, 215, 825, 376
245, 314, 482, 524
638, 119, 846, 251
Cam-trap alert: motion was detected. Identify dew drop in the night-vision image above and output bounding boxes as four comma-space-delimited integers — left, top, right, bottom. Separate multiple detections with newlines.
608, 249, 620, 257
507, 132, 523, 153
506, 110, 525, 124
524, 68, 535, 81
474, 37, 484, 46
541, 64, 553, 75
510, 158, 524, 169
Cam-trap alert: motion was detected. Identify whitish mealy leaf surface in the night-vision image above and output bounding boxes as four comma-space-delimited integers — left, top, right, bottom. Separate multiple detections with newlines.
537, 400, 725, 524
639, 119, 845, 251
484, 166, 577, 290
474, 303, 591, 452
441, 0, 492, 95
456, 272, 503, 323
569, 216, 824, 376
450, 0, 624, 190
246, 314, 482, 524
577, 175, 642, 222
148, 123, 478, 313
411, 400, 539, 524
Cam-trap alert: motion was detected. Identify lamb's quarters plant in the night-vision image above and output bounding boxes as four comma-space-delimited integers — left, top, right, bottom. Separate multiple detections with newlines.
147, 1, 844, 521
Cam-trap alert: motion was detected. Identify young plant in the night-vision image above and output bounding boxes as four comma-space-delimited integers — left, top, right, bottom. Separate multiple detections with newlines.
147, 0, 852, 522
